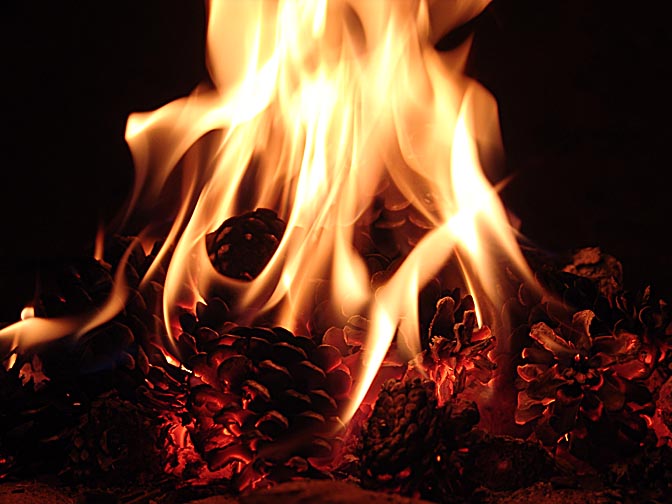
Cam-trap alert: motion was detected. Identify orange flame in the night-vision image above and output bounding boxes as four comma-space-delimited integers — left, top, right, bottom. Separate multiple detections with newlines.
122, 0, 533, 422
1, 1, 534, 423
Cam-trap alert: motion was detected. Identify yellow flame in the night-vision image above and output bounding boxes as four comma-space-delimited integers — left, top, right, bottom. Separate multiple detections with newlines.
0, 0, 538, 424
120, 0, 536, 420
130, 0, 533, 421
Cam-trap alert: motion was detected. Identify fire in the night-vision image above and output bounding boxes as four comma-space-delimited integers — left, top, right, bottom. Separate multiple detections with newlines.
2, 0, 533, 422
0, 239, 135, 352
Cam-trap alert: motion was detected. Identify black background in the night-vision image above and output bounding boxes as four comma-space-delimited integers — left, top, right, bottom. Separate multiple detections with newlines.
470, 1, 672, 300
2, 0, 671, 320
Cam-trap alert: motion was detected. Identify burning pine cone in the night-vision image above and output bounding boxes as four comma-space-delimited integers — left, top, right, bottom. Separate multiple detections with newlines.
207, 208, 285, 281
414, 292, 496, 405
358, 377, 479, 502
185, 321, 352, 491
515, 309, 655, 466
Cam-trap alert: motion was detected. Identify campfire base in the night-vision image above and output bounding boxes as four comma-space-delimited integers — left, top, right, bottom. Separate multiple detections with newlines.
0, 478, 639, 504
1, 236, 671, 502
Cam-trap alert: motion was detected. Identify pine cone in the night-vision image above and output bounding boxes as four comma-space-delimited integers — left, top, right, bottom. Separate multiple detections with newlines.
562, 247, 623, 300
609, 288, 672, 394
207, 208, 285, 281
413, 293, 496, 405
0, 235, 174, 478
516, 253, 653, 356
515, 309, 655, 467
29, 235, 168, 395
512, 247, 669, 345
355, 181, 435, 261
368, 257, 463, 354
656, 377, 672, 434
66, 391, 171, 486
358, 377, 479, 501
506, 247, 613, 331
185, 321, 352, 491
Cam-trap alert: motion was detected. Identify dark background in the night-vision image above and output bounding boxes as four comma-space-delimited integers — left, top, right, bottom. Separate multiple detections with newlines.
470, 1, 672, 301
2, 0, 671, 320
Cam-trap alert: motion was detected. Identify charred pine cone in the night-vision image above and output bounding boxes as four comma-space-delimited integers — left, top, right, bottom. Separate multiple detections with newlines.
516, 309, 655, 467
507, 247, 618, 334
514, 247, 669, 349
0, 235, 177, 478
562, 247, 623, 300
207, 208, 285, 281
186, 323, 352, 491
358, 377, 479, 502
66, 391, 177, 486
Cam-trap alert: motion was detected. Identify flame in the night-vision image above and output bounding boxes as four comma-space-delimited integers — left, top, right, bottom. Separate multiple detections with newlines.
1, 0, 534, 423
94, 223, 105, 262
0, 239, 136, 353
122, 0, 533, 422
20, 306, 35, 321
